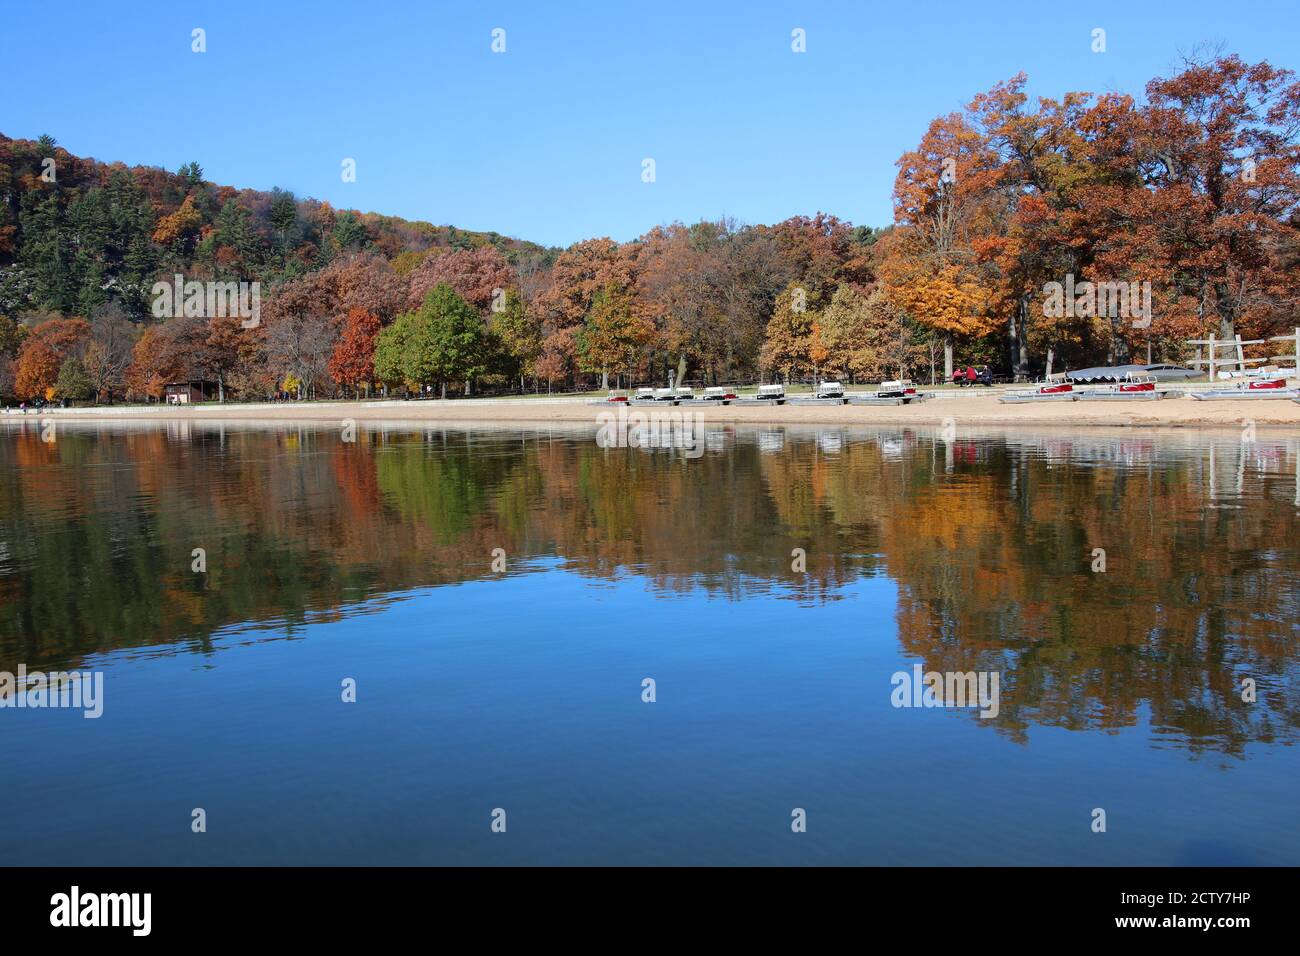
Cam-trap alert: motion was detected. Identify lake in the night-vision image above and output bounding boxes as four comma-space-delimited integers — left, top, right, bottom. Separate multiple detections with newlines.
1, 418, 1297, 865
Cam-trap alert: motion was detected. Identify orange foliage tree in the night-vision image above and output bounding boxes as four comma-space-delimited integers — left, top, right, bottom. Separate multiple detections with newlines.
880, 113, 1004, 378
328, 307, 382, 396
14, 318, 89, 399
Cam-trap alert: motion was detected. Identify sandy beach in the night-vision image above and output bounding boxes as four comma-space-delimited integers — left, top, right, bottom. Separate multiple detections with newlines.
15, 390, 1300, 431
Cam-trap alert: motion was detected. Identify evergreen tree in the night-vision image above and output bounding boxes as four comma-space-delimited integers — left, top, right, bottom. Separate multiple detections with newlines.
333, 211, 369, 252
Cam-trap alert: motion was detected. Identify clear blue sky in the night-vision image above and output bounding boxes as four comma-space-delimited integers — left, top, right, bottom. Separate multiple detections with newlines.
2, 1, 1297, 248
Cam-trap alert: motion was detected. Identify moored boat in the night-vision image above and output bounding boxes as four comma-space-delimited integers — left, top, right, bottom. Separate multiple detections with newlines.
847, 393, 906, 406
848, 378, 918, 406
732, 384, 787, 405
1077, 375, 1172, 401
1189, 377, 1299, 400
999, 382, 1077, 404
788, 381, 847, 405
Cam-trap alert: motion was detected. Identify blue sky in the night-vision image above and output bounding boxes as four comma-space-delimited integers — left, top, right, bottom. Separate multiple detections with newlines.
2, 1, 1297, 248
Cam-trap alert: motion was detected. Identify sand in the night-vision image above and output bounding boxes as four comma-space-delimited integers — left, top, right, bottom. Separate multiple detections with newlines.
14, 390, 1300, 432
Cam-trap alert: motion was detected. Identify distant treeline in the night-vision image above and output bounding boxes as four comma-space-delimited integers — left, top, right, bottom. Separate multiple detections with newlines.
1, 53, 1297, 402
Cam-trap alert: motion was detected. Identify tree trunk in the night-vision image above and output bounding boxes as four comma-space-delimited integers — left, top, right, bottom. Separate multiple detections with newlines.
1008, 308, 1019, 380
1113, 320, 1130, 365
440, 381, 446, 400
464, 379, 471, 396
1015, 295, 1031, 382
601, 368, 608, 390
675, 354, 687, 389
1045, 346, 1055, 380
943, 335, 953, 380
1215, 282, 1236, 342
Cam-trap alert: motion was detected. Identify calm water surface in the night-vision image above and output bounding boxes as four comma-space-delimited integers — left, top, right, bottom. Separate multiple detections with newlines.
1, 418, 1297, 865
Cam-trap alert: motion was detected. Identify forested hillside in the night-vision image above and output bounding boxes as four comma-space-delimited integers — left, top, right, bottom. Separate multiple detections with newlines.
1, 52, 1297, 403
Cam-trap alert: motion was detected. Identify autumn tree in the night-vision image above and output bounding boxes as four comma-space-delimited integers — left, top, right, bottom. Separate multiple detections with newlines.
151, 194, 203, 254
124, 325, 174, 400
536, 238, 636, 385
328, 307, 382, 396
326, 253, 408, 323
576, 282, 652, 390
14, 317, 89, 399
881, 114, 1005, 378
0, 314, 29, 398
759, 283, 815, 383
123, 316, 219, 400
814, 285, 922, 382
490, 288, 542, 391
407, 244, 515, 314
967, 75, 1095, 377
205, 314, 253, 402
636, 223, 725, 387
1136, 55, 1300, 344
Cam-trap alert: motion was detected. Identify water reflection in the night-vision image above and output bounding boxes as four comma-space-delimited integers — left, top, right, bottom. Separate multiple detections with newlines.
2, 419, 1298, 758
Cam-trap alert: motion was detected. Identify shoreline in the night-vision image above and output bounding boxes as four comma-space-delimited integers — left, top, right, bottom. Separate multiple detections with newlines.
9, 392, 1300, 431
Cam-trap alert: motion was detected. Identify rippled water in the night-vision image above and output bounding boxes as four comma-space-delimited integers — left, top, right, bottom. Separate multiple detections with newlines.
1, 418, 1297, 865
